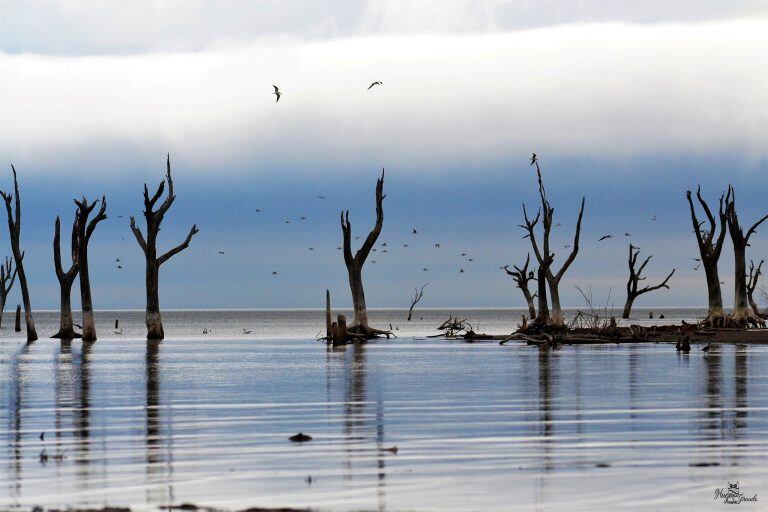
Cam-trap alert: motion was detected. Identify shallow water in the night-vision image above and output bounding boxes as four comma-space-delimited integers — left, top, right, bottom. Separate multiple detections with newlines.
1, 310, 766, 511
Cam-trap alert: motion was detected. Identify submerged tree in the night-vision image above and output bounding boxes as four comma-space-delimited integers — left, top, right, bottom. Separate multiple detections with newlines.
340, 169, 385, 333
52, 214, 80, 338
725, 186, 768, 326
686, 187, 728, 327
0, 166, 37, 342
520, 156, 585, 327
0, 257, 17, 328
621, 244, 675, 319
503, 254, 537, 319
747, 259, 764, 318
75, 196, 108, 341
130, 155, 199, 340
407, 283, 428, 321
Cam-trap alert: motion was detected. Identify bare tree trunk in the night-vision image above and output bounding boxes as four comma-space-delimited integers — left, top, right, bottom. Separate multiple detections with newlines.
521, 155, 585, 328
535, 266, 549, 324
0, 257, 17, 328
325, 289, 332, 338
75, 197, 108, 341
130, 155, 199, 340
52, 215, 80, 339
503, 254, 537, 319
340, 169, 385, 332
0, 165, 37, 342
725, 186, 768, 326
686, 187, 729, 327
407, 283, 428, 321
747, 260, 764, 318
14, 305, 21, 332
621, 244, 675, 319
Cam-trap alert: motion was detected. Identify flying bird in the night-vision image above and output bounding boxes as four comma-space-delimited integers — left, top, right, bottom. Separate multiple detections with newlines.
218, 251, 225, 255
434, 243, 440, 248
460, 269, 465, 273
273, 85, 282, 102
381, 242, 388, 247
317, 195, 326, 199
367, 81, 382, 90
272, 271, 278, 275
422, 268, 428, 272
652, 215, 657, 221
412, 228, 418, 235
598, 235, 613, 241
285, 220, 291, 224
624, 233, 631, 237
300, 216, 307, 220
255, 209, 261, 212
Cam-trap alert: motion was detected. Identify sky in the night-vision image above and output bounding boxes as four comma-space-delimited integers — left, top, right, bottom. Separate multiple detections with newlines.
0, 1, 767, 311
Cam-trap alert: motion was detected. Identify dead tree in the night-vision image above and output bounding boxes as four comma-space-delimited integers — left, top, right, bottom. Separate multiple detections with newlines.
130, 155, 199, 340
686, 187, 728, 327
621, 244, 675, 319
0, 165, 37, 342
340, 169, 385, 334
747, 260, 764, 318
503, 254, 537, 319
520, 156, 585, 327
725, 186, 768, 326
0, 257, 17, 327
52, 215, 80, 338
74, 196, 108, 341
407, 283, 428, 321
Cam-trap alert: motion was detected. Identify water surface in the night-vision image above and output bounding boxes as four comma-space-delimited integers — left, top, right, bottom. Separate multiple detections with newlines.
1, 309, 766, 511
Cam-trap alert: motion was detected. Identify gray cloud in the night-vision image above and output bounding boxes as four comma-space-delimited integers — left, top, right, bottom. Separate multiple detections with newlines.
1, 0, 766, 55
2, 19, 767, 175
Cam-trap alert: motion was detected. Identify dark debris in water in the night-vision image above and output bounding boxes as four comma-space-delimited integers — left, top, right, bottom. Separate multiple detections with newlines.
9, 506, 313, 512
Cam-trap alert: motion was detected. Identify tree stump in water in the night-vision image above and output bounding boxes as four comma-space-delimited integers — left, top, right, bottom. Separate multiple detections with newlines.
14, 304, 21, 332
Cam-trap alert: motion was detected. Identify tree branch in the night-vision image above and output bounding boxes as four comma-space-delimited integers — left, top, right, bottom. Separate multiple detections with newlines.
157, 224, 199, 266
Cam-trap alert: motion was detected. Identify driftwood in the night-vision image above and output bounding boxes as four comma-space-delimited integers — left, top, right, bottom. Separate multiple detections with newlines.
725, 186, 767, 328
407, 283, 428, 321
0, 257, 17, 328
0, 166, 37, 342
320, 290, 394, 345
130, 155, 199, 340
520, 155, 585, 327
75, 196, 108, 341
622, 244, 675, 319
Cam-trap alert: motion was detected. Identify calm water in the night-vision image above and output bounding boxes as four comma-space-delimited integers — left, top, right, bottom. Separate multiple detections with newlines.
1, 309, 766, 511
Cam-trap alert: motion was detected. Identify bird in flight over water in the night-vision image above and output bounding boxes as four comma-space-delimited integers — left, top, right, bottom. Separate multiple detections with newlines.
368, 81, 382, 90
273, 85, 282, 103
598, 235, 613, 241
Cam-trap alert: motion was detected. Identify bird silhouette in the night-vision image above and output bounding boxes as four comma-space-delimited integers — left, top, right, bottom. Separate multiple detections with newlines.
422, 268, 428, 271
272, 271, 278, 275
412, 228, 418, 235
702, 341, 711, 352
371, 260, 376, 264
337, 246, 342, 250
273, 85, 282, 102
300, 216, 307, 220
564, 244, 571, 249
598, 235, 613, 241
255, 208, 261, 212
317, 195, 326, 199
117, 265, 122, 269
624, 233, 631, 237
460, 253, 467, 256
285, 220, 291, 224
367, 81, 382, 90
381, 242, 388, 247
467, 258, 473, 262
403, 244, 408, 247
308, 247, 314, 251
460, 269, 465, 273
652, 214, 657, 221
115, 258, 121, 262
434, 243, 440, 248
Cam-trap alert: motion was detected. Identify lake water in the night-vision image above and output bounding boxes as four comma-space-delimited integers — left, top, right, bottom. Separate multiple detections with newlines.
1, 309, 766, 511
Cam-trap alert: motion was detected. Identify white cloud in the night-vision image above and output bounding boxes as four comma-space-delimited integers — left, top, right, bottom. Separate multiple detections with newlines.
2, 19, 767, 175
